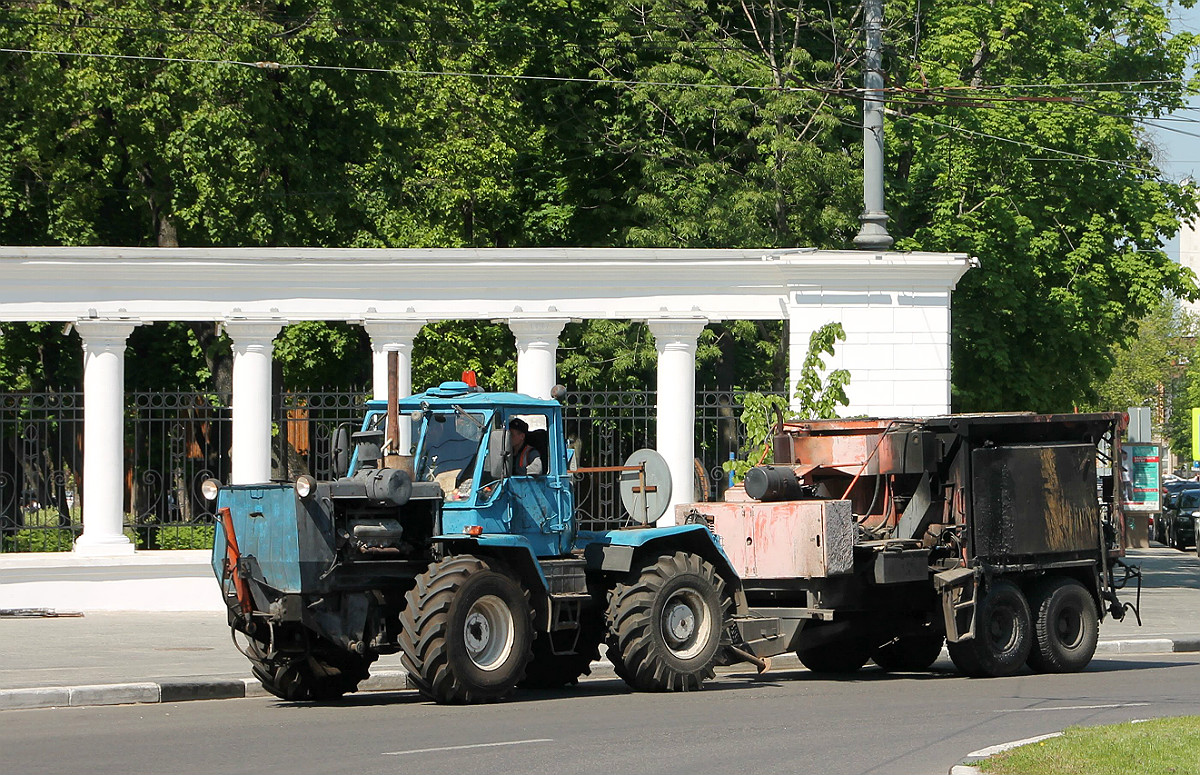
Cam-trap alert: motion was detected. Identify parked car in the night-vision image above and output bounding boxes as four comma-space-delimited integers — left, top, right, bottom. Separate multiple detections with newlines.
1163, 488, 1200, 550
1157, 481, 1200, 545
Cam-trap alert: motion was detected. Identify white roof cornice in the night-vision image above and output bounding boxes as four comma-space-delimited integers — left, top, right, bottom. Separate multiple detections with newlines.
0, 246, 975, 322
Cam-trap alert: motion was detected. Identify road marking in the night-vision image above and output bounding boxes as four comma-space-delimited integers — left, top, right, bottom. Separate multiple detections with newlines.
382, 739, 554, 756
969, 732, 1062, 758
996, 702, 1150, 713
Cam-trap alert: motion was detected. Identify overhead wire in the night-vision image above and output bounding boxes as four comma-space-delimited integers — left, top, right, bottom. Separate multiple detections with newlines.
888, 109, 1160, 175
1, 30, 1196, 182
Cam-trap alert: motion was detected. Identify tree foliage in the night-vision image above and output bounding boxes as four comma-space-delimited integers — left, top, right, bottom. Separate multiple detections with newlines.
594, 0, 862, 248
1084, 297, 1197, 458
0, 0, 1196, 412
887, 0, 1199, 411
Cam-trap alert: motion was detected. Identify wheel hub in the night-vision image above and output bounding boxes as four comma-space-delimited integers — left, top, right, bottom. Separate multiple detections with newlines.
666, 603, 696, 641
660, 589, 711, 660
463, 594, 515, 671
1055, 606, 1084, 648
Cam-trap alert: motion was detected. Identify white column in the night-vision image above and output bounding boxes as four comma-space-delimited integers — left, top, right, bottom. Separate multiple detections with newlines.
648, 318, 707, 526
364, 320, 425, 456
225, 320, 285, 485
74, 320, 139, 556
363, 320, 426, 402
509, 318, 569, 399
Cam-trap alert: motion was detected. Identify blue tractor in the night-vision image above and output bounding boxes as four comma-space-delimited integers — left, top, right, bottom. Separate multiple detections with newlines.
208, 381, 740, 704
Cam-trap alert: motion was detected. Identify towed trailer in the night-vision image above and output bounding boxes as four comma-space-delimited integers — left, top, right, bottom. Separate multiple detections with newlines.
677, 412, 1141, 676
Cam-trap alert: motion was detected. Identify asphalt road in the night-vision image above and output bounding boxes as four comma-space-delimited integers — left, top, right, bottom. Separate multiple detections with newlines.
2, 652, 1198, 775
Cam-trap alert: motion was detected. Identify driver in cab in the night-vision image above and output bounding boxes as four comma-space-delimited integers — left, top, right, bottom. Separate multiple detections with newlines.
508, 417, 543, 476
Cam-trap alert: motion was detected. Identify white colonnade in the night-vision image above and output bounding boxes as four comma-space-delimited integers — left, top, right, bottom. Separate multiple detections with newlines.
0, 247, 974, 554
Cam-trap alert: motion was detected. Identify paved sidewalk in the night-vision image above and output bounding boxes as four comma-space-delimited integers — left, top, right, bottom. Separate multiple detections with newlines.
1, 546, 1197, 710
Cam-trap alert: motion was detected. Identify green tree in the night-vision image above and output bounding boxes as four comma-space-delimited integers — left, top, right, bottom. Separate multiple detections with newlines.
594, 0, 862, 248
0, 0, 590, 390
887, 0, 1200, 411
1084, 297, 1197, 458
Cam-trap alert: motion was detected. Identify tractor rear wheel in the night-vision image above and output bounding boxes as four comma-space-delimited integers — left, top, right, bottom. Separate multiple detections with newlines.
398, 555, 534, 704
605, 552, 730, 692
947, 579, 1031, 678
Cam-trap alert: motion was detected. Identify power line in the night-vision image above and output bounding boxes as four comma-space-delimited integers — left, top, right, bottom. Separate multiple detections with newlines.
0, 46, 848, 93
889, 109, 1160, 175
7, 44, 1197, 106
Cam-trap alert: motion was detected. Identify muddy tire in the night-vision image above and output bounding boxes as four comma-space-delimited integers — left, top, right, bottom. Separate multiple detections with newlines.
872, 631, 945, 672
398, 555, 533, 704
605, 552, 730, 692
796, 622, 873, 674
245, 635, 374, 702
1026, 577, 1098, 674
947, 579, 1031, 678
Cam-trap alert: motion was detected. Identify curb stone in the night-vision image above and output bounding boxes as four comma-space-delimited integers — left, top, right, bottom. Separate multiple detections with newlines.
949, 732, 1064, 774
1, 637, 1196, 712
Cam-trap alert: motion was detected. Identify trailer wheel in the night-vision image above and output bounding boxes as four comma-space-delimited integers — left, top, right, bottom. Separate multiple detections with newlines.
398, 555, 534, 704
872, 631, 945, 672
605, 551, 730, 692
947, 579, 1031, 678
1026, 577, 1098, 673
796, 622, 873, 674
519, 612, 604, 689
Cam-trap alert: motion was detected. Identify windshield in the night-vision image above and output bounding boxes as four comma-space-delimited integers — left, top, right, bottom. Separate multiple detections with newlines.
1180, 491, 1200, 510
417, 409, 489, 498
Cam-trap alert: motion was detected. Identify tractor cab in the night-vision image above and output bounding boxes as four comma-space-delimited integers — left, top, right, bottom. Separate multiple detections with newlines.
351, 381, 576, 557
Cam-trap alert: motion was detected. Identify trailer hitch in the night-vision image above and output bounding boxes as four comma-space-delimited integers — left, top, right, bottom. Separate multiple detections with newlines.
1107, 559, 1143, 625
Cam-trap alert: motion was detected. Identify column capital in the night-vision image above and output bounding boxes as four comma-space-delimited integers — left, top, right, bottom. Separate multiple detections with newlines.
647, 317, 707, 351
75, 319, 140, 350
507, 317, 570, 346
362, 319, 427, 346
222, 319, 285, 352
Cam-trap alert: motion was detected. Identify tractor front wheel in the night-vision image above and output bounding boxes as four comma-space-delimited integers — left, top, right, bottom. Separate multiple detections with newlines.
244, 633, 374, 702
398, 555, 534, 704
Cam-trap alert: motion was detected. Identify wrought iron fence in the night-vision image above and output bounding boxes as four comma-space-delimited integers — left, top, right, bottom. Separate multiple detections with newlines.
0, 388, 768, 551
563, 391, 657, 531
0, 392, 84, 552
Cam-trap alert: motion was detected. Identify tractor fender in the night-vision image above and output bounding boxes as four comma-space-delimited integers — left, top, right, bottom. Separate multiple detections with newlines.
435, 535, 553, 626
583, 525, 746, 611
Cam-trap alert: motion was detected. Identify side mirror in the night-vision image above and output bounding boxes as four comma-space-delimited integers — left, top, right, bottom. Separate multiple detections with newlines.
486, 428, 510, 479
332, 423, 351, 478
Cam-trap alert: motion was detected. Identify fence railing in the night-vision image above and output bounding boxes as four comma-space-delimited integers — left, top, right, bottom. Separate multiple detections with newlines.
0, 389, 768, 551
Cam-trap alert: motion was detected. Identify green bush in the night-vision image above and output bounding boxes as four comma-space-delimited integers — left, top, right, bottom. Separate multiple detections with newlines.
154, 525, 215, 551
2, 528, 77, 552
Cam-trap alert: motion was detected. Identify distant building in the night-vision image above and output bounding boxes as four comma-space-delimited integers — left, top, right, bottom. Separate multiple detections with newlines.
1181, 216, 1200, 315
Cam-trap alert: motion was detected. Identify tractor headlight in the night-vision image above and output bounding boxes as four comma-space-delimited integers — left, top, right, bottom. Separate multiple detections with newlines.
200, 479, 221, 502
295, 474, 317, 500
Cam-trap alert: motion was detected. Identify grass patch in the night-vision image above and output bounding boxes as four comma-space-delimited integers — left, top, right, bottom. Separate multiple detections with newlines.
979, 716, 1200, 774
